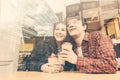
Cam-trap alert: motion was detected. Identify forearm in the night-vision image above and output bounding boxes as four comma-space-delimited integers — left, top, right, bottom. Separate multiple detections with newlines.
27, 61, 44, 71
77, 57, 118, 74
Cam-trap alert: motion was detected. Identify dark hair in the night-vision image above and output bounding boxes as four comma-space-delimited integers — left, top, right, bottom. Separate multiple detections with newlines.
51, 22, 70, 53
82, 19, 88, 32
62, 29, 77, 52
65, 35, 77, 52
49, 37, 59, 54
83, 22, 88, 32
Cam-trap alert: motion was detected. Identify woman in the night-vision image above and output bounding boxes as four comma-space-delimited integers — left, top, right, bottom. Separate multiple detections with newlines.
26, 22, 76, 73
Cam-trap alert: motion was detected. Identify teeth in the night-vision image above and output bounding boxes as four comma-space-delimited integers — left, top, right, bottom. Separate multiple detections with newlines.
56, 35, 63, 37
70, 28, 75, 32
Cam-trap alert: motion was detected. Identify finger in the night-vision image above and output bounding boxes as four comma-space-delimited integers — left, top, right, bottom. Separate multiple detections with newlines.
60, 54, 68, 58
54, 65, 61, 68
47, 67, 55, 73
47, 63, 51, 66
60, 57, 68, 61
61, 49, 71, 53
60, 52, 68, 56
54, 62, 60, 65
54, 67, 62, 72
62, 48, 70, 52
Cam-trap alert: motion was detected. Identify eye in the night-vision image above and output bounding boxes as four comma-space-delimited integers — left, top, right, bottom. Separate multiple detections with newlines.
55, 28, 59, 31
61, 29, 66, 31
68, 24, 75, 28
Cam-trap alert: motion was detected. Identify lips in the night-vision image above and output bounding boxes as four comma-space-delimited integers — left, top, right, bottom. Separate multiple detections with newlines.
56, 34, 64, 38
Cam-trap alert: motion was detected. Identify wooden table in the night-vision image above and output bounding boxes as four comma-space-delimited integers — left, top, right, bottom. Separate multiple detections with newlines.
0, 71, 120, 80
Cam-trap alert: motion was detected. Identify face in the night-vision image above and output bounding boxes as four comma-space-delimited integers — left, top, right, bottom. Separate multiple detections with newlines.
67, 19, 86, 37
54, 23, 67, 42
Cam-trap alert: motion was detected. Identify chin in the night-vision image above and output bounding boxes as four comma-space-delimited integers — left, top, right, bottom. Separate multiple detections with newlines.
56, 39, 64, 42
70, 33, 78, 37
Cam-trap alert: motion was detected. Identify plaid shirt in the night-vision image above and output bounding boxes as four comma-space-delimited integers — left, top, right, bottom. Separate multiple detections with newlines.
77, 31, 118, 74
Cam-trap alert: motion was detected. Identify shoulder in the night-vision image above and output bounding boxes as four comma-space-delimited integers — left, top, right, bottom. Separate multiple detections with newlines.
89, 31, 107, 39
36, 38, 54, 48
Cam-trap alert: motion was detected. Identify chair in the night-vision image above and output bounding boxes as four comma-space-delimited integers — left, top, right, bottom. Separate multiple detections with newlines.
18, 43, 34, 71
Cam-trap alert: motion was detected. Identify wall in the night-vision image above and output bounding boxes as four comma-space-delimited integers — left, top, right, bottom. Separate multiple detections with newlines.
107, 18, 120, 39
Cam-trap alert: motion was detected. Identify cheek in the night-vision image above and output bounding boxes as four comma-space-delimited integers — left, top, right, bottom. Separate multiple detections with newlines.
64, 32, 67, 36
77, 27, 82, 32
62, 32, 67, 39
61, 34, 67, 40
67, 29, 72, 35
65, 32, 67, 36
54, 31, 57, 36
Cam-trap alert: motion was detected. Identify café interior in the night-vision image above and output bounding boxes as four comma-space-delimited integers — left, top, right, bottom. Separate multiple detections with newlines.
0, 0, 120, 80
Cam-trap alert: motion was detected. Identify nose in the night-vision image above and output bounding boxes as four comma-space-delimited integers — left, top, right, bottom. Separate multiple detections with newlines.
57, 30, 62, 34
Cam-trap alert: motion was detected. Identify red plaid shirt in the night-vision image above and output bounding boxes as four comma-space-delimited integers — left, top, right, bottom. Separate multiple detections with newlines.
77, 31, 118, 74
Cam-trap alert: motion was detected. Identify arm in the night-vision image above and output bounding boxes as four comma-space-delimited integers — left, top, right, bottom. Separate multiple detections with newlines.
27, 59, 46, 71
26, 41, 52, 71
77, 32, 118, 74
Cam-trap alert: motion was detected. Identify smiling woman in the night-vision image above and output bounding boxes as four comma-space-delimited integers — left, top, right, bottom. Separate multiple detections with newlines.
54, 23, 67, 42
25, 22, 77, 73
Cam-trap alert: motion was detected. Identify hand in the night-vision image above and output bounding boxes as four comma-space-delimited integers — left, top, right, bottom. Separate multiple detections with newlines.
60, 49, 77, 64
41, 63, 63, 73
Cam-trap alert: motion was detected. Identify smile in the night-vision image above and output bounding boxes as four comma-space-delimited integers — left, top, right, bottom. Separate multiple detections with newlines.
70, 28, 76, 32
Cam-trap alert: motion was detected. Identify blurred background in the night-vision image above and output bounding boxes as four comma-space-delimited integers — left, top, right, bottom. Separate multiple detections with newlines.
0, 0, 120, 72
